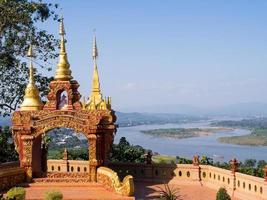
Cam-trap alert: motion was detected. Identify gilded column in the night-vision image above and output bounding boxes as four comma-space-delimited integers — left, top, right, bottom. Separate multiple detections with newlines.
21, 135, 34, 182
88, 134, 98, 182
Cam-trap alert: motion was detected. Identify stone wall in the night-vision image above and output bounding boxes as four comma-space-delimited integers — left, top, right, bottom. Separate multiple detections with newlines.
108, 163, 267, 200
2, 159, 266, 199
47, 159, 90, 173
0, 162, 25, 191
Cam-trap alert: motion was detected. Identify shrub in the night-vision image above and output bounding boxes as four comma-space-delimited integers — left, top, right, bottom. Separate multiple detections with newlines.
44, 190, 63, 200
157, 184, 182, 200
6, 187, 26, 200
216, 187, 231, 200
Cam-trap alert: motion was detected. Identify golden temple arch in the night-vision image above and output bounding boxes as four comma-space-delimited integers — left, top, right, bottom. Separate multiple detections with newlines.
11, 17, 116, 182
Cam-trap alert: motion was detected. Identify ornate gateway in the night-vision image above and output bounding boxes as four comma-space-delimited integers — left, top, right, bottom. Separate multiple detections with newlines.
11, 18, 116, 183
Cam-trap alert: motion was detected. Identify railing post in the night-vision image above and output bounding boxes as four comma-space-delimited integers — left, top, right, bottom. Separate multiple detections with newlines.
192, 155, 201, 181
61, 148, 69, 172
230, 158, 238, 174
146, 151, 153, 165
230, 158, 238, 195
143, 151, 153, 179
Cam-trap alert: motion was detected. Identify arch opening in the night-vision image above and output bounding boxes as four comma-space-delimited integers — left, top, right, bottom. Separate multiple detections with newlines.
32, 127, 89, 177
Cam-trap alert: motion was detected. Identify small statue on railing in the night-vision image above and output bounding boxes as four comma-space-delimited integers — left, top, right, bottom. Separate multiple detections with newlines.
63, 148, 69, 160
146, 151, 153, 165
193, 155, 200, 166
230, 158, 238, 174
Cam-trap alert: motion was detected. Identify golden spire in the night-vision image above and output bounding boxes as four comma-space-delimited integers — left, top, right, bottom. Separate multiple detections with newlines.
89, 34, 103, 105
54, 16, 72, 81
86, 33, 111, 110
20, 45, 43, 111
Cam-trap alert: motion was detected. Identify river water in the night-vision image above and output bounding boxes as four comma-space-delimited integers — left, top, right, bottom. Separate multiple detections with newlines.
114, 121, 267, 162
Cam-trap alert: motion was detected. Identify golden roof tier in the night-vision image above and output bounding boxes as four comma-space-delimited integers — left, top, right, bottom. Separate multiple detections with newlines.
54, 17, 72, 81
20, 45, 44, 111
86, 34, 111, 110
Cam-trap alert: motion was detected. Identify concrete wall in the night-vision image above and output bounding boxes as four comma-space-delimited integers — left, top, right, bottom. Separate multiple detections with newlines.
108, 163, 267, 200
43, 160, 267, 199
47, 159, 90, 173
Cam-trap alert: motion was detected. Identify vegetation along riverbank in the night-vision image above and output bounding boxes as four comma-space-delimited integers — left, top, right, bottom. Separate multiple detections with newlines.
141, 127, 232, 139
213, 118, 267, 146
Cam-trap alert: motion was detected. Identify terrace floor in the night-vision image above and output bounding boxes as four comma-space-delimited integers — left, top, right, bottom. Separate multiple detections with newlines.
18, 180, 240, 200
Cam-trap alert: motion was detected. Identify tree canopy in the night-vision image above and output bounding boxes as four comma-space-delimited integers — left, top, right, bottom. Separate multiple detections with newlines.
110, 137, 146, 163
0, 0, 59, 116
0, 126, 18, 163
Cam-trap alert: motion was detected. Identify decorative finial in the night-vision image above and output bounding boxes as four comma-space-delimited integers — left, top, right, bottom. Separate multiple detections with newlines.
54, 16, 72, 81
27, 44, 34, 57
20, 44, 43, 111
27, 44, 34, 84
92, 30, 98, 61
91, 33, 101, 94
59, 16, 65, 36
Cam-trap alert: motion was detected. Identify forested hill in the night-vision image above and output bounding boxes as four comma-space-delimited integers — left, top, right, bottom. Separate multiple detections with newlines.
213, 118, 267, 146
116, 112, 206, 127
211, 118, 267, 129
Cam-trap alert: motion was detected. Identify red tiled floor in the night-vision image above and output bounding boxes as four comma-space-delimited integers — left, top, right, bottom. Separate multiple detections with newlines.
18, 181, 240, 200
23, 182, 134, 200
134, 180, 240, 200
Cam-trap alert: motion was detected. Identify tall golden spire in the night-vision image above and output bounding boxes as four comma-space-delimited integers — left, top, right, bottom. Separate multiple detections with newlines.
54, 16, 72, 81
92, 34, 101, 94
20, 45, 43, 111
86, 34, 111, 110
89, 34, 103, 105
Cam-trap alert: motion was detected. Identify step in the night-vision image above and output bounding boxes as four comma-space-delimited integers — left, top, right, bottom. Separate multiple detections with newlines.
32, 177, 91, 184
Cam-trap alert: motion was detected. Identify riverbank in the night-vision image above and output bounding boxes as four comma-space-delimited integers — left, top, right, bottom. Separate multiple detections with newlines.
218, 128, 267, 146
218, 134, 267, 146
140, 127, 232, 139
213, 119, 267, 146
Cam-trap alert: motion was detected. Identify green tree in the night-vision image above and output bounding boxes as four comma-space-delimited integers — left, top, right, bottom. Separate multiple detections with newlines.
257, 160, 266, 169
0, 126, 18, 163
176, 156, 192, 164
200, 156, 213, 165
216, 188, 231, 200
0, 0, 59, 116
243, 159, 257, 168
110, 137, 146, 163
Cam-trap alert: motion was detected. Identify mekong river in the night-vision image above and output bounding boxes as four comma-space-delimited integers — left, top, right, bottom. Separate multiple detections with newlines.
114, 121, 267, 162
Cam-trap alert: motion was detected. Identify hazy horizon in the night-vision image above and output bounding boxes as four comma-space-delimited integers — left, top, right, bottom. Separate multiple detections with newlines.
33, 1, 267, 112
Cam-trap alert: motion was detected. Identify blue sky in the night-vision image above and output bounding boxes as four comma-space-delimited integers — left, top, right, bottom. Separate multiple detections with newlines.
39, 0, 267, 111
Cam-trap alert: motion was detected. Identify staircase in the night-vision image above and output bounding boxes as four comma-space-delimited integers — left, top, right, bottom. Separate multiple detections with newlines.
32, 172, 91, 183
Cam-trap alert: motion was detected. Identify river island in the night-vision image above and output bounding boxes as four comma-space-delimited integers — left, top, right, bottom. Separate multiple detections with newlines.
140, 127, 232, 139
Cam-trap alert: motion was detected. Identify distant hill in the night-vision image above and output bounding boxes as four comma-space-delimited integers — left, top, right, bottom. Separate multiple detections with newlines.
116, 112, 205, 127
1, 102, 267, 128
206, 103, 267, 117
